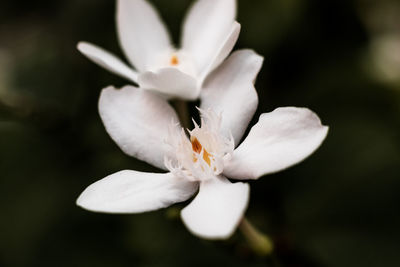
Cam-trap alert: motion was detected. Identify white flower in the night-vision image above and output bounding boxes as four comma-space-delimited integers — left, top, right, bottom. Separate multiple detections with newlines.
76, 50, 329, 239
77, 0, 240, 100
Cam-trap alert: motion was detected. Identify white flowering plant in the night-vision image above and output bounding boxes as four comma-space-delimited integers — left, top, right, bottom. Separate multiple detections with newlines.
76, 46, 328, 240
78, 0, 240, 100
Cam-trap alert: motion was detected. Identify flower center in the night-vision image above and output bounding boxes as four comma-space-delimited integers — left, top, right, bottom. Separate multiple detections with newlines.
170, 55, 179, 66
191, 137, 212, 166
164, 109, 234, 182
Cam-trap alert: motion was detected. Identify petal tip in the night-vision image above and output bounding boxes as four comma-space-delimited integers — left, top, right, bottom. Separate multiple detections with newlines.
180, 180, 249, 240
76, 41, 96, 54
76, 41, 88, 53
75, 189, 93, 212
180, 209, 235, 240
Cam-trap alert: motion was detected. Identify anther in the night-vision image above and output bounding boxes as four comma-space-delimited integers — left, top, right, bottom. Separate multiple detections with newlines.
170, 55, 179, 66
191, 137, 211, 166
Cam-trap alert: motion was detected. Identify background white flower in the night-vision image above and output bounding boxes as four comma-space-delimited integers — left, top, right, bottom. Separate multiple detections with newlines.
77, 0, 240, 100
76, 50, 328, 239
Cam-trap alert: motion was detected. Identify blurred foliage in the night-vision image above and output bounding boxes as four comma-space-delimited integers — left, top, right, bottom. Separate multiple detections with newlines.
1, 0, 400, 266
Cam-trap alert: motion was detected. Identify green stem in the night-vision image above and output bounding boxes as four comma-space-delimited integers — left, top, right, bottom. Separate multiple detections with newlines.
173, 100, 191, 129
239, 217, 274, 256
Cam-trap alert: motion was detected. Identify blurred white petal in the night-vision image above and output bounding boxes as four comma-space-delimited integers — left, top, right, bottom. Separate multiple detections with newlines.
77, 42, 138, 82
138, 68, 199, 100
117, 0, 172, 71
182, 0, 237, 76
199, 21, 241, 82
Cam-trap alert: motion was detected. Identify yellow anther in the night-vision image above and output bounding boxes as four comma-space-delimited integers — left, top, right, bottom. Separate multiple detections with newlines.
191, 137, 211, 166
170, 55, 179, 66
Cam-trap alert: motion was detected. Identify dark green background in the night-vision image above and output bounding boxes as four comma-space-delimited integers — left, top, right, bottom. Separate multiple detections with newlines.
1, 0, 399, 266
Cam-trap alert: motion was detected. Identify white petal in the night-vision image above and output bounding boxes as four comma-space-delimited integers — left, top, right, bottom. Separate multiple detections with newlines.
198, 21, 241, 82
224, 107, 329, 180
138, 68, 199, 100
77, 170, 198, 213
201, 49, 263, 144
77, 42, 138, 83
117, 0, 171, 72
181, 176, 249, 239
99, 85, 180, 170
182, 0, 237, 76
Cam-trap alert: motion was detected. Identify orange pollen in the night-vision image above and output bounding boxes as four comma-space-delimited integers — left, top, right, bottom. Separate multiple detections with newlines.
170, 55, 179, 65
191, 137, 212, 166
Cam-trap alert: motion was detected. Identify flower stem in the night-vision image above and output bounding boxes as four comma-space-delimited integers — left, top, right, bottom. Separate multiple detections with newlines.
173, 100, 191, 129
239, 217, 274, 256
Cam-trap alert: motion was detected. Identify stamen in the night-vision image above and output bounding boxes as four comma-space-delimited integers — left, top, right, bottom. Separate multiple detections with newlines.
191, 137, 211, 166
170, 55, 179, 66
